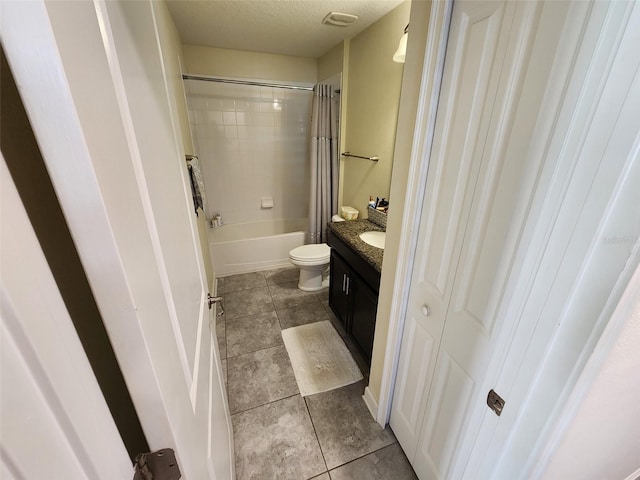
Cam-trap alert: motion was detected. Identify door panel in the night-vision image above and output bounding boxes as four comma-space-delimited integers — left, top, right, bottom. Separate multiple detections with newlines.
1, 159, 131, 479
99, 2, 232, 477
390, 319, 436, 450
392, 1, 567, 478
104, 0, 205, 387
420, 1, 509, 298
418, 354, 475, 477
390, 0, 515, 458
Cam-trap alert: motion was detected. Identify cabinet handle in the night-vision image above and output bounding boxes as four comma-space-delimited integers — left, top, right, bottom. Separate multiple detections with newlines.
342, 274, 346, 292
346, 276, 350, 295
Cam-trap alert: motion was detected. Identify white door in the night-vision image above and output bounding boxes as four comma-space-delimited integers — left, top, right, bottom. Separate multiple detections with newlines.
1, 1, 233, 479
390, 1, 571, 477
0, 158, 132, 479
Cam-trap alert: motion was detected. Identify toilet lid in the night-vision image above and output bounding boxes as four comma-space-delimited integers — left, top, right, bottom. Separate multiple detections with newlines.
289, 243, 330, 262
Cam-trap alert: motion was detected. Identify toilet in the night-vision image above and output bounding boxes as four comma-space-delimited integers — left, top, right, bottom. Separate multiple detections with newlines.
288, 243, 331, 292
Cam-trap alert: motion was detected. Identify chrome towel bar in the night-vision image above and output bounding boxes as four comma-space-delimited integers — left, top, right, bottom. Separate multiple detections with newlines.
341, 152, 379, 162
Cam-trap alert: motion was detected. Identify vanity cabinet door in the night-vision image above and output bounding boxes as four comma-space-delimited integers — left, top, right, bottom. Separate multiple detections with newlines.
329, 250, 351, 330
350, 278, 378, 362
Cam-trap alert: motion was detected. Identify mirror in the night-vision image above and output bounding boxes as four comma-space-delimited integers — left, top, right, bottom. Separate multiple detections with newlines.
326, 2, 410, 218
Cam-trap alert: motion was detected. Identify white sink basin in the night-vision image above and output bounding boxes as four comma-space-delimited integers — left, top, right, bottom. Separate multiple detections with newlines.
359, 231, 386, 249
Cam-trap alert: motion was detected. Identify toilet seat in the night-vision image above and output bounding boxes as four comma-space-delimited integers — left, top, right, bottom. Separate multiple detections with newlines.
289, 243, 330, 265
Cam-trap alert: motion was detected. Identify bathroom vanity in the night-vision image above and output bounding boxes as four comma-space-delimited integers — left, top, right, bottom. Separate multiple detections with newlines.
327, 220, 384, 364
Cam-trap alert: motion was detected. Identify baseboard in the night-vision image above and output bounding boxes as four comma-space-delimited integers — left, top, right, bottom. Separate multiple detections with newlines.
362, 386, 379, 423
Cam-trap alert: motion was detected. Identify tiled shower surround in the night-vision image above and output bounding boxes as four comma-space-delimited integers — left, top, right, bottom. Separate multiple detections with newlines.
185, 79, 313, 225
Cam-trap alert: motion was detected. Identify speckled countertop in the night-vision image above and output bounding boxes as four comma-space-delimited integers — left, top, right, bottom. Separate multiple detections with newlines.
327, 219, 385, 272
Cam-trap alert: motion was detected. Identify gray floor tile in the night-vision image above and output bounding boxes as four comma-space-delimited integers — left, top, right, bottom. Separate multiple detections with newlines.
264, 266, 299, 285
306, 382, 395, 469
277, 302, 330, 330
216, 276, 225, 295
225, 286, 274, 319
315, 289, 329, 308
227, 345, 299, 414
309, 474, 330, 480
329, 443, 417, 480
268, 281, 320, 310
226, 311, 282, 357
216, 318, 226, 359
232, 395, 327, 480
216, 310, 225, 326
224, 271, 267, 292
221, 358, 227, 386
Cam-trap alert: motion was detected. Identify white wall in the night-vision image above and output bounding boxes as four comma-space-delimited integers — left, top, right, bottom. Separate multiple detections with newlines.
541, 267, 640, 480
186, 79, 312, 224
182, 44, 317, 84
368, 0, 431, 406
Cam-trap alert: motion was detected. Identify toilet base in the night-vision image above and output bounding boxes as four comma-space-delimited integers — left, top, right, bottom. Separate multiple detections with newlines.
296, 266, 329, 292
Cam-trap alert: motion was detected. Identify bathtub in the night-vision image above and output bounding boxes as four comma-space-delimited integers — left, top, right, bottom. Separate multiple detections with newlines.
209, 218, 307, 276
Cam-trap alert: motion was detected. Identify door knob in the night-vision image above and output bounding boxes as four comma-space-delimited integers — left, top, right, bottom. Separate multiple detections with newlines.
421, 304, 431, 316
208, 294, 224, 316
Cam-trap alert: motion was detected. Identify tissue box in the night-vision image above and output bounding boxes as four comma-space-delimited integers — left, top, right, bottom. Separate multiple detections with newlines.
340, 206, 359, 220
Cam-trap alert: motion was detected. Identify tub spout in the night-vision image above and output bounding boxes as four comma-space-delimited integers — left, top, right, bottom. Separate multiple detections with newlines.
207, 294, 224, 316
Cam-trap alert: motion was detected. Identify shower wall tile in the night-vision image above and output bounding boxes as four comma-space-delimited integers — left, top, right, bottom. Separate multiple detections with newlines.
187, 79, 311, 224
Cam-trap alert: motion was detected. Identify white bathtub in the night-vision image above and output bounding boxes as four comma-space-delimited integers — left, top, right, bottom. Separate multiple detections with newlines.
209, 218, 307, 276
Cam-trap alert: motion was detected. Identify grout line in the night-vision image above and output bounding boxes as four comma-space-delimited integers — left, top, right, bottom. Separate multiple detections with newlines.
222, 285, 268, 295
326, 441, 400, 474
229, 392, 300, 417
304, 396, 330, 476
226, 342, 286, 361
223, 306, 277, 323
225, 340, 285, 360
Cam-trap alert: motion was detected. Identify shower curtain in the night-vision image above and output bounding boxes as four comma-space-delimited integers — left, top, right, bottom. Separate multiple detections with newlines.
308, 83, 339, 244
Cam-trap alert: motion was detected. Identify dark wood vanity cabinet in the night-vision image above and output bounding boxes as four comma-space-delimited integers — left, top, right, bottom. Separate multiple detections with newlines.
348, 275, 378, 361
328, 230, 381, 363
329, 251, 351, 330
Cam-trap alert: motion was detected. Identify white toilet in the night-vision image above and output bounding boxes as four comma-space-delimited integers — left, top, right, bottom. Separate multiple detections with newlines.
288, 243, 331, 292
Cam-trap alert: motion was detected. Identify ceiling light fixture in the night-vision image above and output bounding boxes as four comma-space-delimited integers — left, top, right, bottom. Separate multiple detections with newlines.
393, 24, 409, 63
322, 12, 358, 27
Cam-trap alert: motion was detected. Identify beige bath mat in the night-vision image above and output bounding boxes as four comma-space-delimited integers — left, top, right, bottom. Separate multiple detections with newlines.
282, 320, 363, 397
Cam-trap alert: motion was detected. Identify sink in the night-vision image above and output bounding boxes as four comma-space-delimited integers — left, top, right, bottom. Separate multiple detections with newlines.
359, 231, 386, 249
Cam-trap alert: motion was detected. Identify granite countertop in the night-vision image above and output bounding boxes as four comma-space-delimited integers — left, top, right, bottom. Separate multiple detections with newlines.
327, 219, 385, 272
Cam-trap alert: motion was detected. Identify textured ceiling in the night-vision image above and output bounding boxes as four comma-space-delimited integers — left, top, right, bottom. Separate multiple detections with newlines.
165, 0, 406, 58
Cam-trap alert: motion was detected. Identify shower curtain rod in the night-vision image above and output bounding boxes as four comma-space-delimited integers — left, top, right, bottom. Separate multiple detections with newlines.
182, 74, 314, 91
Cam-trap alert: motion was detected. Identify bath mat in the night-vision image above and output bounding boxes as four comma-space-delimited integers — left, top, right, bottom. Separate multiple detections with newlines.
282, 320, 363, 397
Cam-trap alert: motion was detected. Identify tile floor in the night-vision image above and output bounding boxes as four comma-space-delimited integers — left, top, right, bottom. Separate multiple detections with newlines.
216, 267, 418, 480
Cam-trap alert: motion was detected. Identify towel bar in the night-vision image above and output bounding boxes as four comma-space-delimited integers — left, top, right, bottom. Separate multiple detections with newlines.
341, 152, 379, 162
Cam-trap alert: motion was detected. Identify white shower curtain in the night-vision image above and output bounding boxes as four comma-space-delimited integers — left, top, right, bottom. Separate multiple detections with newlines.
308, 83, 339, 244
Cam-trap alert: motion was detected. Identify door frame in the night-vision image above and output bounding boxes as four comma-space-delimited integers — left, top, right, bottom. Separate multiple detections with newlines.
377, 0, 640, 477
